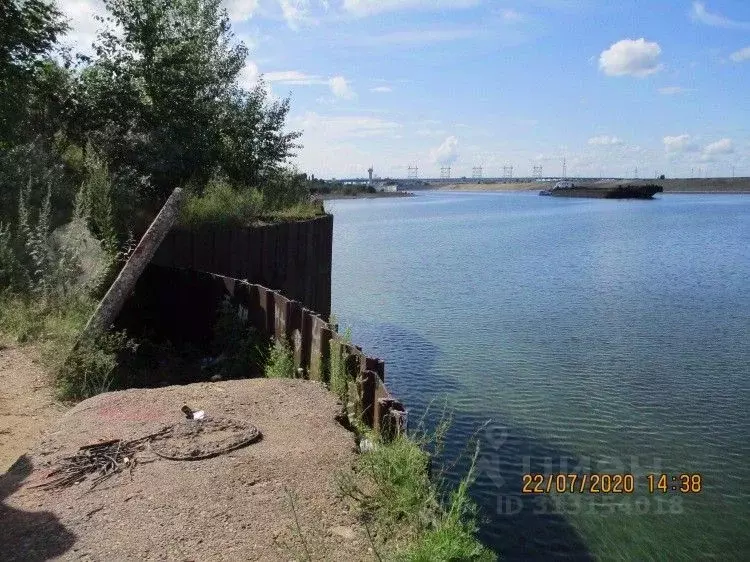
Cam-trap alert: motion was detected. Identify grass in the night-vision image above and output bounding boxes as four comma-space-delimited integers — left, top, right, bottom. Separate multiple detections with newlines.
338, 421, 496, 561
0, 292, 137, 402
264, 337, 297, 379
179, 178, 324, 227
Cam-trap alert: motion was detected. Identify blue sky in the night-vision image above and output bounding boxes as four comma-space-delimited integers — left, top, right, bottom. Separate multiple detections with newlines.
60, 1, 750, 179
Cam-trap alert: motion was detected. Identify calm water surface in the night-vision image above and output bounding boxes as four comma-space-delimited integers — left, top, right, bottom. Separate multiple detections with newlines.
326, 191, 749, 561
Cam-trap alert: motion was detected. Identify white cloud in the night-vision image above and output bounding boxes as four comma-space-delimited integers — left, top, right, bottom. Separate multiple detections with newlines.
342, 0, 479, 17
353, 27, 482, 46
264, 71, 326, 84
416, 128, 447, 137
599, 38, 663, 78
588, 135, 623, 146
663, 134, 699, 154
296, 112, 401, 138
658, 86, 689, 95
497, 9, 524, 22
329, 76, 356, 99
370, 86, 393, 93
237, 61, 261, 89
431, 136, 459, 165
690, 2, 750, 30
704, 138, 734, 156
224, 0, 259, 21
57, 0, 106, 53
279, 0, 314, 29
729, 46, 750, 63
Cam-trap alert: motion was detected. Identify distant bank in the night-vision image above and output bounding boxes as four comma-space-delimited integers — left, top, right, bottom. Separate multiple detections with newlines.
431, 178, 750, 194
319, 191, 414, 200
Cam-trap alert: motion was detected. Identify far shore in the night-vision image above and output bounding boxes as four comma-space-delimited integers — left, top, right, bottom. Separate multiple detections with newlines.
431, 178, 750, 194
319, 191, 414, 200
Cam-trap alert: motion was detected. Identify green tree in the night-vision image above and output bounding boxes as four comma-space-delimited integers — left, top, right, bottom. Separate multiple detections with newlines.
220, 82, 302, 189
0, 0, 69, 145
72, 0, 300, 204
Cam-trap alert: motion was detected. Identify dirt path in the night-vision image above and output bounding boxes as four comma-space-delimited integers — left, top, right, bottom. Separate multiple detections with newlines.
1, 378, 374, 561
0, 343, 66, 473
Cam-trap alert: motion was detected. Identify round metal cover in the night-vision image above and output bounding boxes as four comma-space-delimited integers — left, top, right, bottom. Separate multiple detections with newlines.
150, 417, 261, 460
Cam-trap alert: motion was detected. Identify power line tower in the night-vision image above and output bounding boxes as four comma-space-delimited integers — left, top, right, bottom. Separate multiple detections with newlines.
440, 166, 451, 179
407, 165, 418, 179
634, 167, 639, 179
731, 165, 736, 179
532, 165, 543, 179
472, 166, 483, 179
562, 157, 567, 179
502, 165, 513, 180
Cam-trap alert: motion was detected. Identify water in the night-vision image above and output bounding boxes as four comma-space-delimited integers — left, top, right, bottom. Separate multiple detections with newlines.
325, 191, 750, 561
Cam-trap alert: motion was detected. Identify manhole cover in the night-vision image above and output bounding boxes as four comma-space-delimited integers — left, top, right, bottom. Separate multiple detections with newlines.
150, 417, 261, 460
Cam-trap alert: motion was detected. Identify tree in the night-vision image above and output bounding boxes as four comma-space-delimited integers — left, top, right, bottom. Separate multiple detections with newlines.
0, 0, 69, 145
219, 82, 302, 188
73, 0, 300, 203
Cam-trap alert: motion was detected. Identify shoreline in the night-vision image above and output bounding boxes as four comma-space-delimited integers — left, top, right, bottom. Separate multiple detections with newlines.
319, 191, 414, 200
429, 179, 750, 194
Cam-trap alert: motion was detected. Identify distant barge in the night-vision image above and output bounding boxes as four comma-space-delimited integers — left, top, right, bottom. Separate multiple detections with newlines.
540, 181, 663, 199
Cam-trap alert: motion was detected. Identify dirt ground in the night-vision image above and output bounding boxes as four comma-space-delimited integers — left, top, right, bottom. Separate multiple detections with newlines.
0, 344, 67, 474
1, 378, 374, 561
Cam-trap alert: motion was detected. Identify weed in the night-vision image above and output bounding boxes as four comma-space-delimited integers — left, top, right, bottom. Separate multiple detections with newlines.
56, 330, 137, 402
337, 422, 496, 561
328, 337, 349, 401
284, 486, 313, 562
264, 337, 297, 379
211, 298, 267, 379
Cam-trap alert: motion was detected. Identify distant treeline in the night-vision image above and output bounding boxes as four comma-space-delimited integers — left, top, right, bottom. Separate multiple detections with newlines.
307, 178, 377, 196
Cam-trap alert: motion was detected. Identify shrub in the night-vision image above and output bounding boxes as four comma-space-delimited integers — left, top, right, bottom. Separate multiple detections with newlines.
210, 298, 267, 379
264, 338, 297, 379
180, 177, 266, 226
56, 330, 136, 402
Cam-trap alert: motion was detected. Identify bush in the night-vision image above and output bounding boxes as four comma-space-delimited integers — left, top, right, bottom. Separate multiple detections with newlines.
264, 338, 297, 379
179, 172, 323, 227
56, 330, 136, 402
180, 177, 266, 227
210, 298, 267, 379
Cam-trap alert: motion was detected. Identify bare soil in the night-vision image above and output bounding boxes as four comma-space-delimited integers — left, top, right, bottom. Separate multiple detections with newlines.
1, 378, 374, 561
0, 343, 66, 474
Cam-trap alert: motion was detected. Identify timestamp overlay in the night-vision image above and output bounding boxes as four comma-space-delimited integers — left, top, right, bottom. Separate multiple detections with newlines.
330, 193, 750, 560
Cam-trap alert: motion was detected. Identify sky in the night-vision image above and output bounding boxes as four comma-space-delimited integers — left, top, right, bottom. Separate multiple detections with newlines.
57, 0, 750, 179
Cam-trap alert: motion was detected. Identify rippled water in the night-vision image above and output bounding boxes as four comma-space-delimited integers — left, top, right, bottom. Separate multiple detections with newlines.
326, 191, 750, 561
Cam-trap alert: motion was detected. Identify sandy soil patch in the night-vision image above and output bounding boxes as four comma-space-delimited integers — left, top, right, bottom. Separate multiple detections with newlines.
1, 379, 372, 561
0, 344, 66, 474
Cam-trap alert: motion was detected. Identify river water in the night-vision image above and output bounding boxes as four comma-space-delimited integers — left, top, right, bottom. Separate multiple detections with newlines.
325, 191, 749, 561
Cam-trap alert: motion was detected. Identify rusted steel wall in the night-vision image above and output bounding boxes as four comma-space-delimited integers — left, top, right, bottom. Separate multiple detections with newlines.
117, 265, 405, 437
150, 215, 333, 318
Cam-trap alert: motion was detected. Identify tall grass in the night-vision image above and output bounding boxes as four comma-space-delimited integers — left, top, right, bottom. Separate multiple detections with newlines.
0, 158, 129, 402
179, 174, 323, 227
264, 337, 297, 379
337, 419, 496, 561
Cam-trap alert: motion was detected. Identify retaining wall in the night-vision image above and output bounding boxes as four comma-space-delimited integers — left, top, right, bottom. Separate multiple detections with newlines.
150, 215, 333, 318
117, 265, 405, 437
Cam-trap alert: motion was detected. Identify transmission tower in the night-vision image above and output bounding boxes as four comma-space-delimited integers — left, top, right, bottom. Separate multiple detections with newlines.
502, 165, 513, 180
472, 166, 483, 179
634, 167, 639, 179
440, 166, 451, 179
562, 157, 567, 179
407, 165, 418, 179
532, 165, 543, 179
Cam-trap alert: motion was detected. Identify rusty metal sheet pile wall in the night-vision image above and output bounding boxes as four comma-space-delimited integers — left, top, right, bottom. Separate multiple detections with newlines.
118, 265, 404, 437
151, 215, 333, 318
